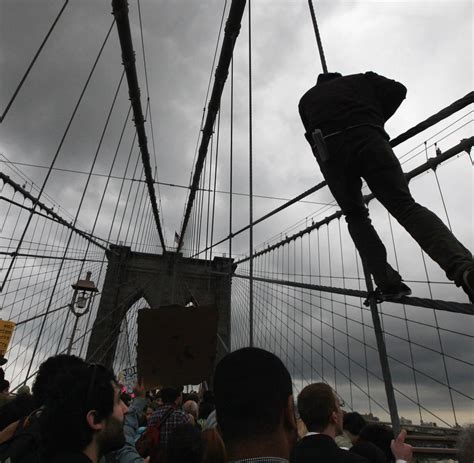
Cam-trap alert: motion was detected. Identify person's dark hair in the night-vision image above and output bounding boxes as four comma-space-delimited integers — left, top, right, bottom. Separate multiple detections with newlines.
344, 412, 367, 436
200, 390, 215, 420
39, 363, 118, 455
359, 424, 395, 462
213, 347, 293, 442
187, 392, 199, 404
203, 390, 214, 403
0, 392, 36, 431
297, 383, 336, 432
166, 424, 203, 463
199, 401, 215, 421
32, 354, 85, 407
120, 392, 132, 407
0, 379, 9, 393
160, 386, 182, 404
317, 72, 342, 84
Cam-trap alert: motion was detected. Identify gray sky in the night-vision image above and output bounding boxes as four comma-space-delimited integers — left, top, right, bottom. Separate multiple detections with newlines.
1, 0, 473, 425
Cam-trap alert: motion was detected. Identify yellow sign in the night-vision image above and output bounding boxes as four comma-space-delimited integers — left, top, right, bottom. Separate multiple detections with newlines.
0, 320, 16, 357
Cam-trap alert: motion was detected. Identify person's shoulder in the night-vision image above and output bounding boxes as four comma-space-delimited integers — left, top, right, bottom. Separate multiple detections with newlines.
173, 408, 191, 421
299, 85, 317, 104
155, 404, 171, 413
337, 445, 370, 463
294, 434, 332, 450
350, 440, 387, 463
150, 404, 170, 420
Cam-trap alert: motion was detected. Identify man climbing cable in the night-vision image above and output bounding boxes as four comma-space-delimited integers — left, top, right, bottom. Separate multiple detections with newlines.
298, 71, 474, 302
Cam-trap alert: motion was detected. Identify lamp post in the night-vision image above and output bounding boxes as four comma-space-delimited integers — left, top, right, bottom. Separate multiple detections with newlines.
67, 271, 99, 355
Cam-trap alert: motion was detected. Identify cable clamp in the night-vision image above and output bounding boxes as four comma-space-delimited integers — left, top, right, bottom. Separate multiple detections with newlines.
364, 290, 382, 306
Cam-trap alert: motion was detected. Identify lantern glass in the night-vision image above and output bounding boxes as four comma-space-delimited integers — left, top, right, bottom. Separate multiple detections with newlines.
76, 293, 87, 309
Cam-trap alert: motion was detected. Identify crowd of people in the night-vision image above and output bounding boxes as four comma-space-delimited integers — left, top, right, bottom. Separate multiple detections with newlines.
0, 348, 472, 463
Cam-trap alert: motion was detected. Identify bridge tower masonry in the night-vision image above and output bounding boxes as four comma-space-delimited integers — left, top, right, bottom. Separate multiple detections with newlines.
86, 244, 236, 374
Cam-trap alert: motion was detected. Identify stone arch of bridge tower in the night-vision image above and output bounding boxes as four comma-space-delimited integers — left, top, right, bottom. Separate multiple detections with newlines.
86, 245, 236, 372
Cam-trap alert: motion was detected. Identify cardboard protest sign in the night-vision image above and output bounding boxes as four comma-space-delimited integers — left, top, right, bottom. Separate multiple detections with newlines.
0, 320, 15, 357
137, 304, 217, 389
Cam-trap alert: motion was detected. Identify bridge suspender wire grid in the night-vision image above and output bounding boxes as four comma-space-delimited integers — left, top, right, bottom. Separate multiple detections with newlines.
1, 0, 473, 433
176, 1, 473, 429
0, 0, 166, 389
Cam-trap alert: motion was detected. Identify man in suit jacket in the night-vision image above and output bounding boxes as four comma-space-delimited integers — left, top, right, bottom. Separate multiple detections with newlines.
291, 383, 412, 463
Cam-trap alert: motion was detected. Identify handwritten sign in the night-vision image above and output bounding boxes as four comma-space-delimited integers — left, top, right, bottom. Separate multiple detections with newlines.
137, 305, 218, 389
0, 320, 15, 357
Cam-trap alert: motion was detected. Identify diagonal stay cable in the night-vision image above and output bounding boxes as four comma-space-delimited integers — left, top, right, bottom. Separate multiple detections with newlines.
236, 137, 473, 264
0, 1, 69, 122
21, 64, 126, 380
0, 157, 332, 206
0, 19, 115, 292
111, 0, 166, 250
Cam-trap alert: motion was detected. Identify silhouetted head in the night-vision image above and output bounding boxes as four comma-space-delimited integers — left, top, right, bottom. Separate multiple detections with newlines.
160, 386, 183, 405
344, 412, 367, 442
32, 354, 85, 407
0, 379, 9, 394
297, 382, 344, 436
40, 363, 128, 457
317, 72, 342, 84
214, 347, 296, 447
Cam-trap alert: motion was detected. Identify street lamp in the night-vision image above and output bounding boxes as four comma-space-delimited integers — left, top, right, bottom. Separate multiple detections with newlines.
67, 271, 99, 355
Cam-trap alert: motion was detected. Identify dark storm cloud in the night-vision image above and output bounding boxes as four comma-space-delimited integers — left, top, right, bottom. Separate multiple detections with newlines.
1, 0, 472, 423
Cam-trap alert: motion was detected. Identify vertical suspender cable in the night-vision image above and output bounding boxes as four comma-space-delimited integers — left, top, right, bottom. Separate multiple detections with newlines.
362, 263, 400, 434
307, 0, 328, 73
209, 110, 221, 262
229, 59, 234, 351
248, 0, 254, 347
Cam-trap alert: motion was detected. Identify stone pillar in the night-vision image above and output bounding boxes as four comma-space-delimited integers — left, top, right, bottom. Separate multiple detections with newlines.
86, 245, 236, 375
86, 245, 133, 367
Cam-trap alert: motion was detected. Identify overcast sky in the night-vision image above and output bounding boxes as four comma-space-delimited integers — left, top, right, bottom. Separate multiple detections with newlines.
1, 0, 472, 425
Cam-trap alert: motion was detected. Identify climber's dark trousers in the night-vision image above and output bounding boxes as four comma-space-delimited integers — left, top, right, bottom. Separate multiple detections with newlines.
315, 126, 473, 289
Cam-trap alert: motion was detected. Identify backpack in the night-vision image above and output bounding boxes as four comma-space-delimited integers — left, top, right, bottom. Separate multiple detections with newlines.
0, 412, 42, 463
135, 406, 175, 463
